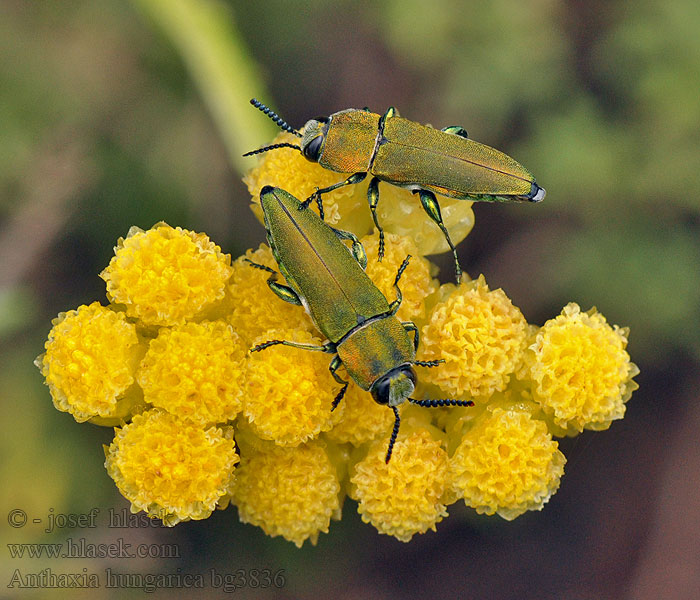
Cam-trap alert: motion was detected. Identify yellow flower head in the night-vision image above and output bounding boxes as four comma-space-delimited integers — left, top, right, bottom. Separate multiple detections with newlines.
105, 410, 238, 525
225, 245, 314, 347
324, 382, 396, 447
350, 427, 449, 542
361, 232, 439, 322
231, 442, 341, 547
244, 132, 370, 231
243, 328, 343, 446
526, 303, 639, 435
449, 405, 566, 520
137, 321, 246, 425
36, 302, 143, 422
420, 275, 529, 400
100, 223, 233, 327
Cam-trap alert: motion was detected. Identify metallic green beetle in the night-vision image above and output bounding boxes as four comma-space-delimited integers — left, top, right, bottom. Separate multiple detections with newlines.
245, 99, 545, 283
249, 185, 472, 462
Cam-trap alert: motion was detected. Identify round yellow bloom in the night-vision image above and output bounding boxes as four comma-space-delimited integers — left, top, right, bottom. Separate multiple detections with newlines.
243, 328, 343, 446
244, 132, 370, 232
361, 232, 439, 322
100, 223, 233, 327
350, 428, 449, 542
324, 382, 395, 446
105, 410, 238, 525
449, 406, 566, 520
225, 245, 315, 347
231, 442, 341, 547
527, 303, 639, 435
420, 275, 529, 400
36, 302, 143, 422
137, 321, 246, 425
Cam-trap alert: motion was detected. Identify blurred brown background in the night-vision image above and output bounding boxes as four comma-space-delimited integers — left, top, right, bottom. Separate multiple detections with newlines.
1, 1, 698, 598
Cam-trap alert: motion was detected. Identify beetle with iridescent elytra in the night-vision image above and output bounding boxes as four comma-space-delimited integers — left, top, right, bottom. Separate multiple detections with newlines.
245, 99, 545, 283
248, 185, 472, 462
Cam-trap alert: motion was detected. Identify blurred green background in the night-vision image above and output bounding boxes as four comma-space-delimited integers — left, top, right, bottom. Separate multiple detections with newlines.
2, 0, 698, 598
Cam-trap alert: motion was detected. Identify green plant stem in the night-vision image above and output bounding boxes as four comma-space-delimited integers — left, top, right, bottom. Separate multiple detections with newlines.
131, 0, 276, 174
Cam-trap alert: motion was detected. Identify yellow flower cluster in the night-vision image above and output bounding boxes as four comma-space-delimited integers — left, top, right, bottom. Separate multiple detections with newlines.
35, 302, 143, 423
231, 441, 341, 547
100, 223, 233, 327
37, 131, 638, 545
350, 425, 449, 542
137, 320, 246, 425
420, 275, 529, 399
243, 328, 342, 445
526, 303, 640, 436
105, 410, 238, 526
449, 403, 565, 520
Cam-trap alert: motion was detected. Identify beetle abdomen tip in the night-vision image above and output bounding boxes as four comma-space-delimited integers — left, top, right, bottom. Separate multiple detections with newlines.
528, 183, 546, 202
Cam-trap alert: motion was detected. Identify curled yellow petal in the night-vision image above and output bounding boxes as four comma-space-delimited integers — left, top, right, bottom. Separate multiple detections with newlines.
361, 232, 439, 322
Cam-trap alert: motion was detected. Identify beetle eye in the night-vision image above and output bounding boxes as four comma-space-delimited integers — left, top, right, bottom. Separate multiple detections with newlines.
303, 134, 324, 162
371, 377, 392, 405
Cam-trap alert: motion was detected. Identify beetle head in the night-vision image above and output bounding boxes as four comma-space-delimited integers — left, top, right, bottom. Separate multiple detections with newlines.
300, 117, 330, 162
370, 365, 416, 408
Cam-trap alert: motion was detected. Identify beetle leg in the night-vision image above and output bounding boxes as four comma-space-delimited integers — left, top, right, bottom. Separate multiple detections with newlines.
388, 255, 411, 315
267, 280, 303, 306
367, 177, 386, 261
378, 106, 399, 132
300, 172, 367, 220
413, 189, 463, 284
250, 339, 336, 354
244, 258, 303, 305
331, 226, 368, 269
329, 355, 350, 411
243, 258, 276, 274
402, 321, 419, 351
442, 125, 469, 139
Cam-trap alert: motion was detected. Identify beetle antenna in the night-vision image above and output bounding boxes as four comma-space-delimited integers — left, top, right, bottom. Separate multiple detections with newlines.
408, 398, 474, 408
413, 359, 444, 368
250, 98, 302, 137
385, 406, 401, 463
242, 143, 302, 157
